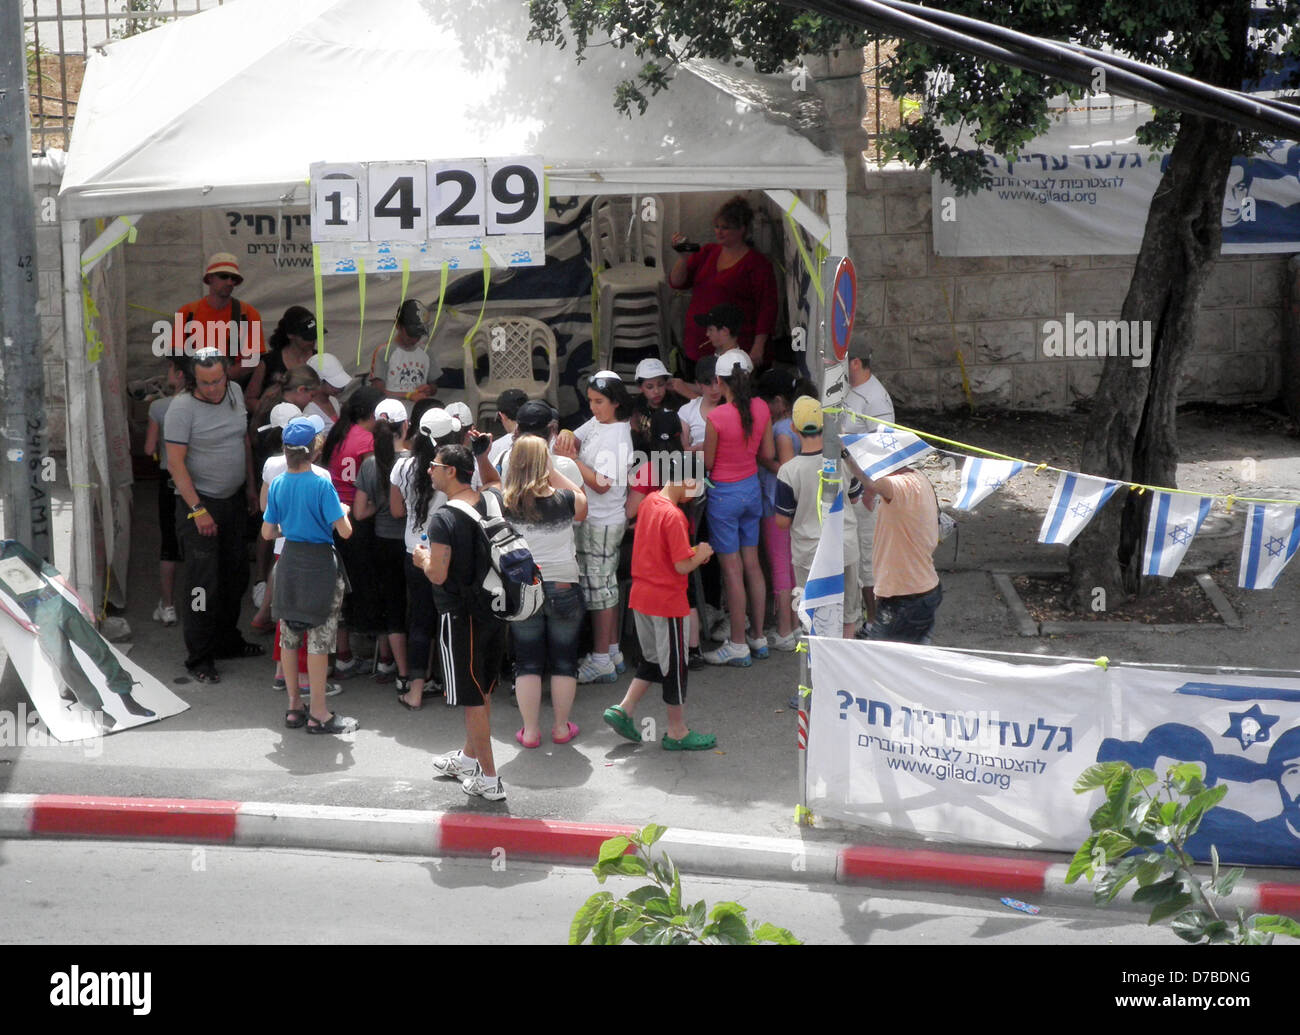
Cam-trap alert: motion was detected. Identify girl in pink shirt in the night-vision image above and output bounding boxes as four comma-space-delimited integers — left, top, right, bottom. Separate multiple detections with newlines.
702, 351, 774, 665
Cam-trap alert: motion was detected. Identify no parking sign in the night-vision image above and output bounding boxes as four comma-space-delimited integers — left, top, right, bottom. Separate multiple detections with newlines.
830, 256, 856, 363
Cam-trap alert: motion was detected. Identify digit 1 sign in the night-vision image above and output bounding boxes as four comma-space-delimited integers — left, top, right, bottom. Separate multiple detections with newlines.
310, 162, 367, 243
485, 156, 544, 236
368, 161, 428, 242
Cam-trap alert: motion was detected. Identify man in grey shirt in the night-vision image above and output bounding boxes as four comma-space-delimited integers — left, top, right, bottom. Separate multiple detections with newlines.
164, 348, 263, 682
840, 342, 895, 627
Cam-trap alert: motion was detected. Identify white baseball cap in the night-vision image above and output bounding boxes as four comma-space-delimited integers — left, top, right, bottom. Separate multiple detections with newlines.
373, 398, 407, 424
445, 400, 473, 427
635, 358, 670, 382
418, 407, 461, 440
715, 348, 754, 377
307, 352, 352, 389
257, 401, 303, 433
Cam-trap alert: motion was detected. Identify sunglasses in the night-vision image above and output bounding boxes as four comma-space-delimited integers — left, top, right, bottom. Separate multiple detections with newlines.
211, 272, 239, 282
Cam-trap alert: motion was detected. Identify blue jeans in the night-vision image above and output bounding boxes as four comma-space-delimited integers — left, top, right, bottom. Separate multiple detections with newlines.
512, 582, 584, 678
869, 583, 942, 644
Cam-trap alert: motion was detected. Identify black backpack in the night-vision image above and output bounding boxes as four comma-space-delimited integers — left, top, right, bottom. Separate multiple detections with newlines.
447, 491, 544, 622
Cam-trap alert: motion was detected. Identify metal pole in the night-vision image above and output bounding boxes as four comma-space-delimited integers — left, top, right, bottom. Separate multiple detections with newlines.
0, 0, 52, 559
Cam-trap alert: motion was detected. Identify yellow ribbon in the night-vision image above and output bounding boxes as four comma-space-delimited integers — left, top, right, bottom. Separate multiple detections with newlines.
783, 199, 824, 304
427, 262, 450, 349
461, 250, 493, 370
81, 277, 104, 364
312, 245, 324, 357
354, 258, 366, 368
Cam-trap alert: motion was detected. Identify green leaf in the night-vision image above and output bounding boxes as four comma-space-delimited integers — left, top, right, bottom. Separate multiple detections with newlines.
1211, 843, 1220, 880
752, 922, 802, 945
1136, 858, 1166, 887
687, 900, 707, 930
569, 891, 613, 945
1210, 866, 1243, 898
1133, 767, 1159, 790
595, 835, 632, 868
1252, 914, 1300, 939
1167, 762, 1203, 789
703, 911, 752, 945
1159, 801, 1179, 824
670, 869, 683, 914
708, 900, 749, 923
1094, 855, 1141, 904
612, 919, 651, 943
613, 856, 648, 878
640, 823, 668, 846
1074, 762, 1125, 793
1181, 784, 1229, 829
1065, 837, 1098, 884
1132, 877, 1186, 906
1204, 921, 1234, 944
1148, 895, 1195, 925
1170, 910, 1209, 943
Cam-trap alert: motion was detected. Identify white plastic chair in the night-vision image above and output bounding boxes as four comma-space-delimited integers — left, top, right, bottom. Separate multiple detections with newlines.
463, 316, 559, 426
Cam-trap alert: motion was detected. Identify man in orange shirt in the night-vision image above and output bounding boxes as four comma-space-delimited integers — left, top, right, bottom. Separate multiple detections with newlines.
174, 253, 264, 391
840, 452, 942, 645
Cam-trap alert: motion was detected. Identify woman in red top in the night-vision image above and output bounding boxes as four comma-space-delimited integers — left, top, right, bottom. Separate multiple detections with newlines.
321, 385, 384, 676
669, 195, 778, 371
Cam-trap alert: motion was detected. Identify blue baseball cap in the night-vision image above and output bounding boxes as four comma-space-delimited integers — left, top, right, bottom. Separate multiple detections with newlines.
282, 414, 326, 447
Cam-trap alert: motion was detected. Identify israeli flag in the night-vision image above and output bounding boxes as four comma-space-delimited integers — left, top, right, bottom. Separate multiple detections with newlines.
1038, 472, 1122, 545
1142, 491, 1212, 577
842, 428, 934, 480
797, 465, 846, 635
954, 458, 1026, 511
1238, 503, 1300, 589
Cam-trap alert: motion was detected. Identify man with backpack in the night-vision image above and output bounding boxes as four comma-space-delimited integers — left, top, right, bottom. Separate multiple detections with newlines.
415, 443, 517, 801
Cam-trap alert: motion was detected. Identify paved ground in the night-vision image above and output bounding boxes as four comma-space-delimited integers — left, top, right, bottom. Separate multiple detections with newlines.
2, 406, 1299, 890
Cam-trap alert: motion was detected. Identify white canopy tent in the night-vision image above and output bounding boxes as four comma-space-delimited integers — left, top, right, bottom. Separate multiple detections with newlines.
58, 0, 849, 603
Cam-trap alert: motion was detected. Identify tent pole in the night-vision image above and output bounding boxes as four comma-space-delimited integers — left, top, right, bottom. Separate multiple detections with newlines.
60, 217, 95, 605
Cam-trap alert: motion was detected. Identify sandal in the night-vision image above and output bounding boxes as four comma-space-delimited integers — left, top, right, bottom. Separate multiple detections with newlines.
306, 712, 359, 735
515, 727, 542, 749
397, 695, 422, 711
250, 618, 276, 635
552, 721, 580, 745
602, 706, 640, 744
662, 729, 716, 751
188, 663, 221, 685
284, 708, 307, 729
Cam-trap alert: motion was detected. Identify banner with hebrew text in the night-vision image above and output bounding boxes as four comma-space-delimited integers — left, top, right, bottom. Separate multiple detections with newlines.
806, 638, 1300, 866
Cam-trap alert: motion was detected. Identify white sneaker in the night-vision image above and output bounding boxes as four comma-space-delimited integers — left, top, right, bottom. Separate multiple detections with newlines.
745, 635, 770, 660
610, 649, 626, 674
152, 602, 178, 627
461, 772, 507, 801
333, 655, 370, 678
769, 630, 801, 652
577, 654, 619, 684
432, 750, 480, 781
702, 640, 752, 667
252, 581, 267, 609
707, 609, 732, 643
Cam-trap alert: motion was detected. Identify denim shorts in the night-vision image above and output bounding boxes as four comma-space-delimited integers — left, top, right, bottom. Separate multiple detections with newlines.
868, 582, 942, 644
706, 474, 762, 555
512, 582, 585, 678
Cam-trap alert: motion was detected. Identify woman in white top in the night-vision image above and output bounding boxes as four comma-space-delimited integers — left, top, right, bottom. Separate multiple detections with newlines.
499, 436, 588, 746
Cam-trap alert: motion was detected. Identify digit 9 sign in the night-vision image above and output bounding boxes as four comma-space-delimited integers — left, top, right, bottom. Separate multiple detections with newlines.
311, 157, 545, 244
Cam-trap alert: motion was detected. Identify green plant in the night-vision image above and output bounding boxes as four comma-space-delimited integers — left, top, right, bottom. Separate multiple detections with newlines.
570, 824, 801, 945
1069, 760, 1300, 945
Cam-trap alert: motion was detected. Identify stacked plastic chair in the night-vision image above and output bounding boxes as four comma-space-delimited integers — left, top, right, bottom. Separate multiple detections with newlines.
592, 195, 667, 384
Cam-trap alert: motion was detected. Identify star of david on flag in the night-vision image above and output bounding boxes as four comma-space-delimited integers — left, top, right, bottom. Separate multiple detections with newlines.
1141, 491, 1213, 577
1238, 503, 1300, 589
842, 428, 934, 480
796, 464, 846, 636
1038, 472, 1122, 545
954, 457, 1025, 511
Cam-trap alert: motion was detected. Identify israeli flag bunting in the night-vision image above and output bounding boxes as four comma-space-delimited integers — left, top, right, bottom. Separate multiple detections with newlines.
842, 428, 934, 480
1238, 503, 1300, 590
1038, 472, 1122, 546
1141, 491, 1212, 577
954, 457, 1026, 511
797, 464, 846, 635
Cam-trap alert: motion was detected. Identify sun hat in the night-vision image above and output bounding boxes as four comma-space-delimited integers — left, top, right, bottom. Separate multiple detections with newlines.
204, 252, 243, 285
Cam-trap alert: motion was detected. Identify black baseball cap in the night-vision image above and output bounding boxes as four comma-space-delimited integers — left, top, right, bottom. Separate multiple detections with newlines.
282, 305, 321, 342
515, 399, 557, 434
396, 299, 428, 338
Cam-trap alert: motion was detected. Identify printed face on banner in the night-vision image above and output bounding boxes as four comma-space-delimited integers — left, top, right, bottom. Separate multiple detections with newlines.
367, 162, 428, 243
309, 163, 367, 242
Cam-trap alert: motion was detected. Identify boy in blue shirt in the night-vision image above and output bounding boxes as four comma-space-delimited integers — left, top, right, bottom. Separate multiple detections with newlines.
262, 415, 358, 735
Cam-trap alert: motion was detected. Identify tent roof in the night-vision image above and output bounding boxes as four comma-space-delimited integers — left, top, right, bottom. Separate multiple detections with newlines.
59, 0, 845, 218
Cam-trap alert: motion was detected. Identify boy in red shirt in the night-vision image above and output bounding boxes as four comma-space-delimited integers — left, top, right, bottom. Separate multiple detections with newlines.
603, 453, 716, 750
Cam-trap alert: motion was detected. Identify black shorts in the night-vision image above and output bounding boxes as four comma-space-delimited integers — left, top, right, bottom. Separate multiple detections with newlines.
439, 610, 507, 707
158, 478, 183, 563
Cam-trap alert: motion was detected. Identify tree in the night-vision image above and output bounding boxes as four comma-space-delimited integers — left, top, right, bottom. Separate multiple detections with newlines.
528, 0, 1300, 608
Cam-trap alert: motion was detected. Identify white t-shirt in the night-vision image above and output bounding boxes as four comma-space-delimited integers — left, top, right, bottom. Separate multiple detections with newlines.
841, 374, 895, 435
304, 398, 340, 433
497, 438, 583, 499
391, 455, 446, 554
372, 345, 442, 419
488, 431, 514, 471
261, 455, 331, 554
574, 418, 633, 527
678, 397, 711, 448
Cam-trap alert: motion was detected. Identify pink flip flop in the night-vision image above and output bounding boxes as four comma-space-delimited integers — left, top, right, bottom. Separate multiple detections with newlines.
552, 721, 580, 745
515, 727, 542, 749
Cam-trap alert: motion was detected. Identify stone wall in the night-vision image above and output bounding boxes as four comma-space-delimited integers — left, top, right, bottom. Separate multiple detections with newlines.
32, 158, 66, 451
844, 168, 1290, 412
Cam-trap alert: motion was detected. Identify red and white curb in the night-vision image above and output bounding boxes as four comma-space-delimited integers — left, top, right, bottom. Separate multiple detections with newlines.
2, 794, 1297, 918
